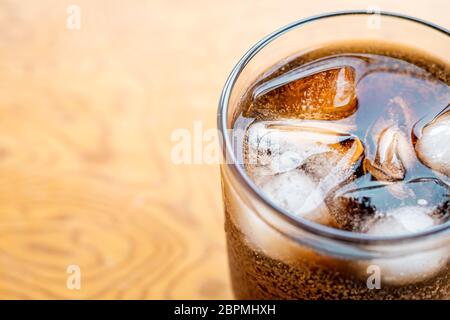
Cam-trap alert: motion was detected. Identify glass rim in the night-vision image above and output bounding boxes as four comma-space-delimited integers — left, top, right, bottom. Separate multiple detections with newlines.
218, 10, 450, 245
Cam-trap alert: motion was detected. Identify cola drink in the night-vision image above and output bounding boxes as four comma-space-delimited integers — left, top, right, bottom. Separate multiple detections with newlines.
223, 39, 450, 299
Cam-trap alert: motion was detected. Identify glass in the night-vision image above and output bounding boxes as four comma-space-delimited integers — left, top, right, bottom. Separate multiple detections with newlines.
218, 11, 450, 299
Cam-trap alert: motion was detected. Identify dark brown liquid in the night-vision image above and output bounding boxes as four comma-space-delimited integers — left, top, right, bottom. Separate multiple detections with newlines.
225, 209, 450, 299
226, 41, 450, 299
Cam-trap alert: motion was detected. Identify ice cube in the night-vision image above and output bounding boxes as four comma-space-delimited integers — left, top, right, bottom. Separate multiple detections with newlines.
364, 97, 416, 182
300, 151, 343, 181
258, 169, 316, 214
244, 57, 360, 120
326, 177, 449, 231
365, 206, 436, 235
244, 119, 363, 225
257, 170, 334, 225
245, 120, 360, 176
415, 106, 450, 177
299, 139, 364, 220
359, 206, 449, 286
364, 126, 414, 181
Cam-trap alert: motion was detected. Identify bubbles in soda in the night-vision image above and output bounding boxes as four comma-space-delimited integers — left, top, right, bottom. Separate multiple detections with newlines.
238, 42, 450, 236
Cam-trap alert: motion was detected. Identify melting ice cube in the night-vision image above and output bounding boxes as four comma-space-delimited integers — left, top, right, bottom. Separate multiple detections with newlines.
365, 206, 436, 235
326, 177, 449, 231
338, 178, 450, 286
364, 126, 414, 181
244, 57, 363, 120
244, 119, 363, 225
415, 106, 450, 177
360, 205, 449, 286
364, 97, 416, 182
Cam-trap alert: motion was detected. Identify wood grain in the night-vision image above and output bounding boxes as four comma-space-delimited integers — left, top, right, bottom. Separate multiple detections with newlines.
0, 0, 448, 299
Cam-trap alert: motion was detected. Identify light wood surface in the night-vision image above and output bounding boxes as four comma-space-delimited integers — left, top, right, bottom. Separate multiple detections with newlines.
0, 0, 448, 299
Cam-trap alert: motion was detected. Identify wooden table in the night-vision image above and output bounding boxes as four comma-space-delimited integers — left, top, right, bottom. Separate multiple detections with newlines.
0, 0, 448, 299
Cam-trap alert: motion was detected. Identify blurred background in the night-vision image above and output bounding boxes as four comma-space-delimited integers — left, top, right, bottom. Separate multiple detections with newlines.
0, 0, 448, 299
